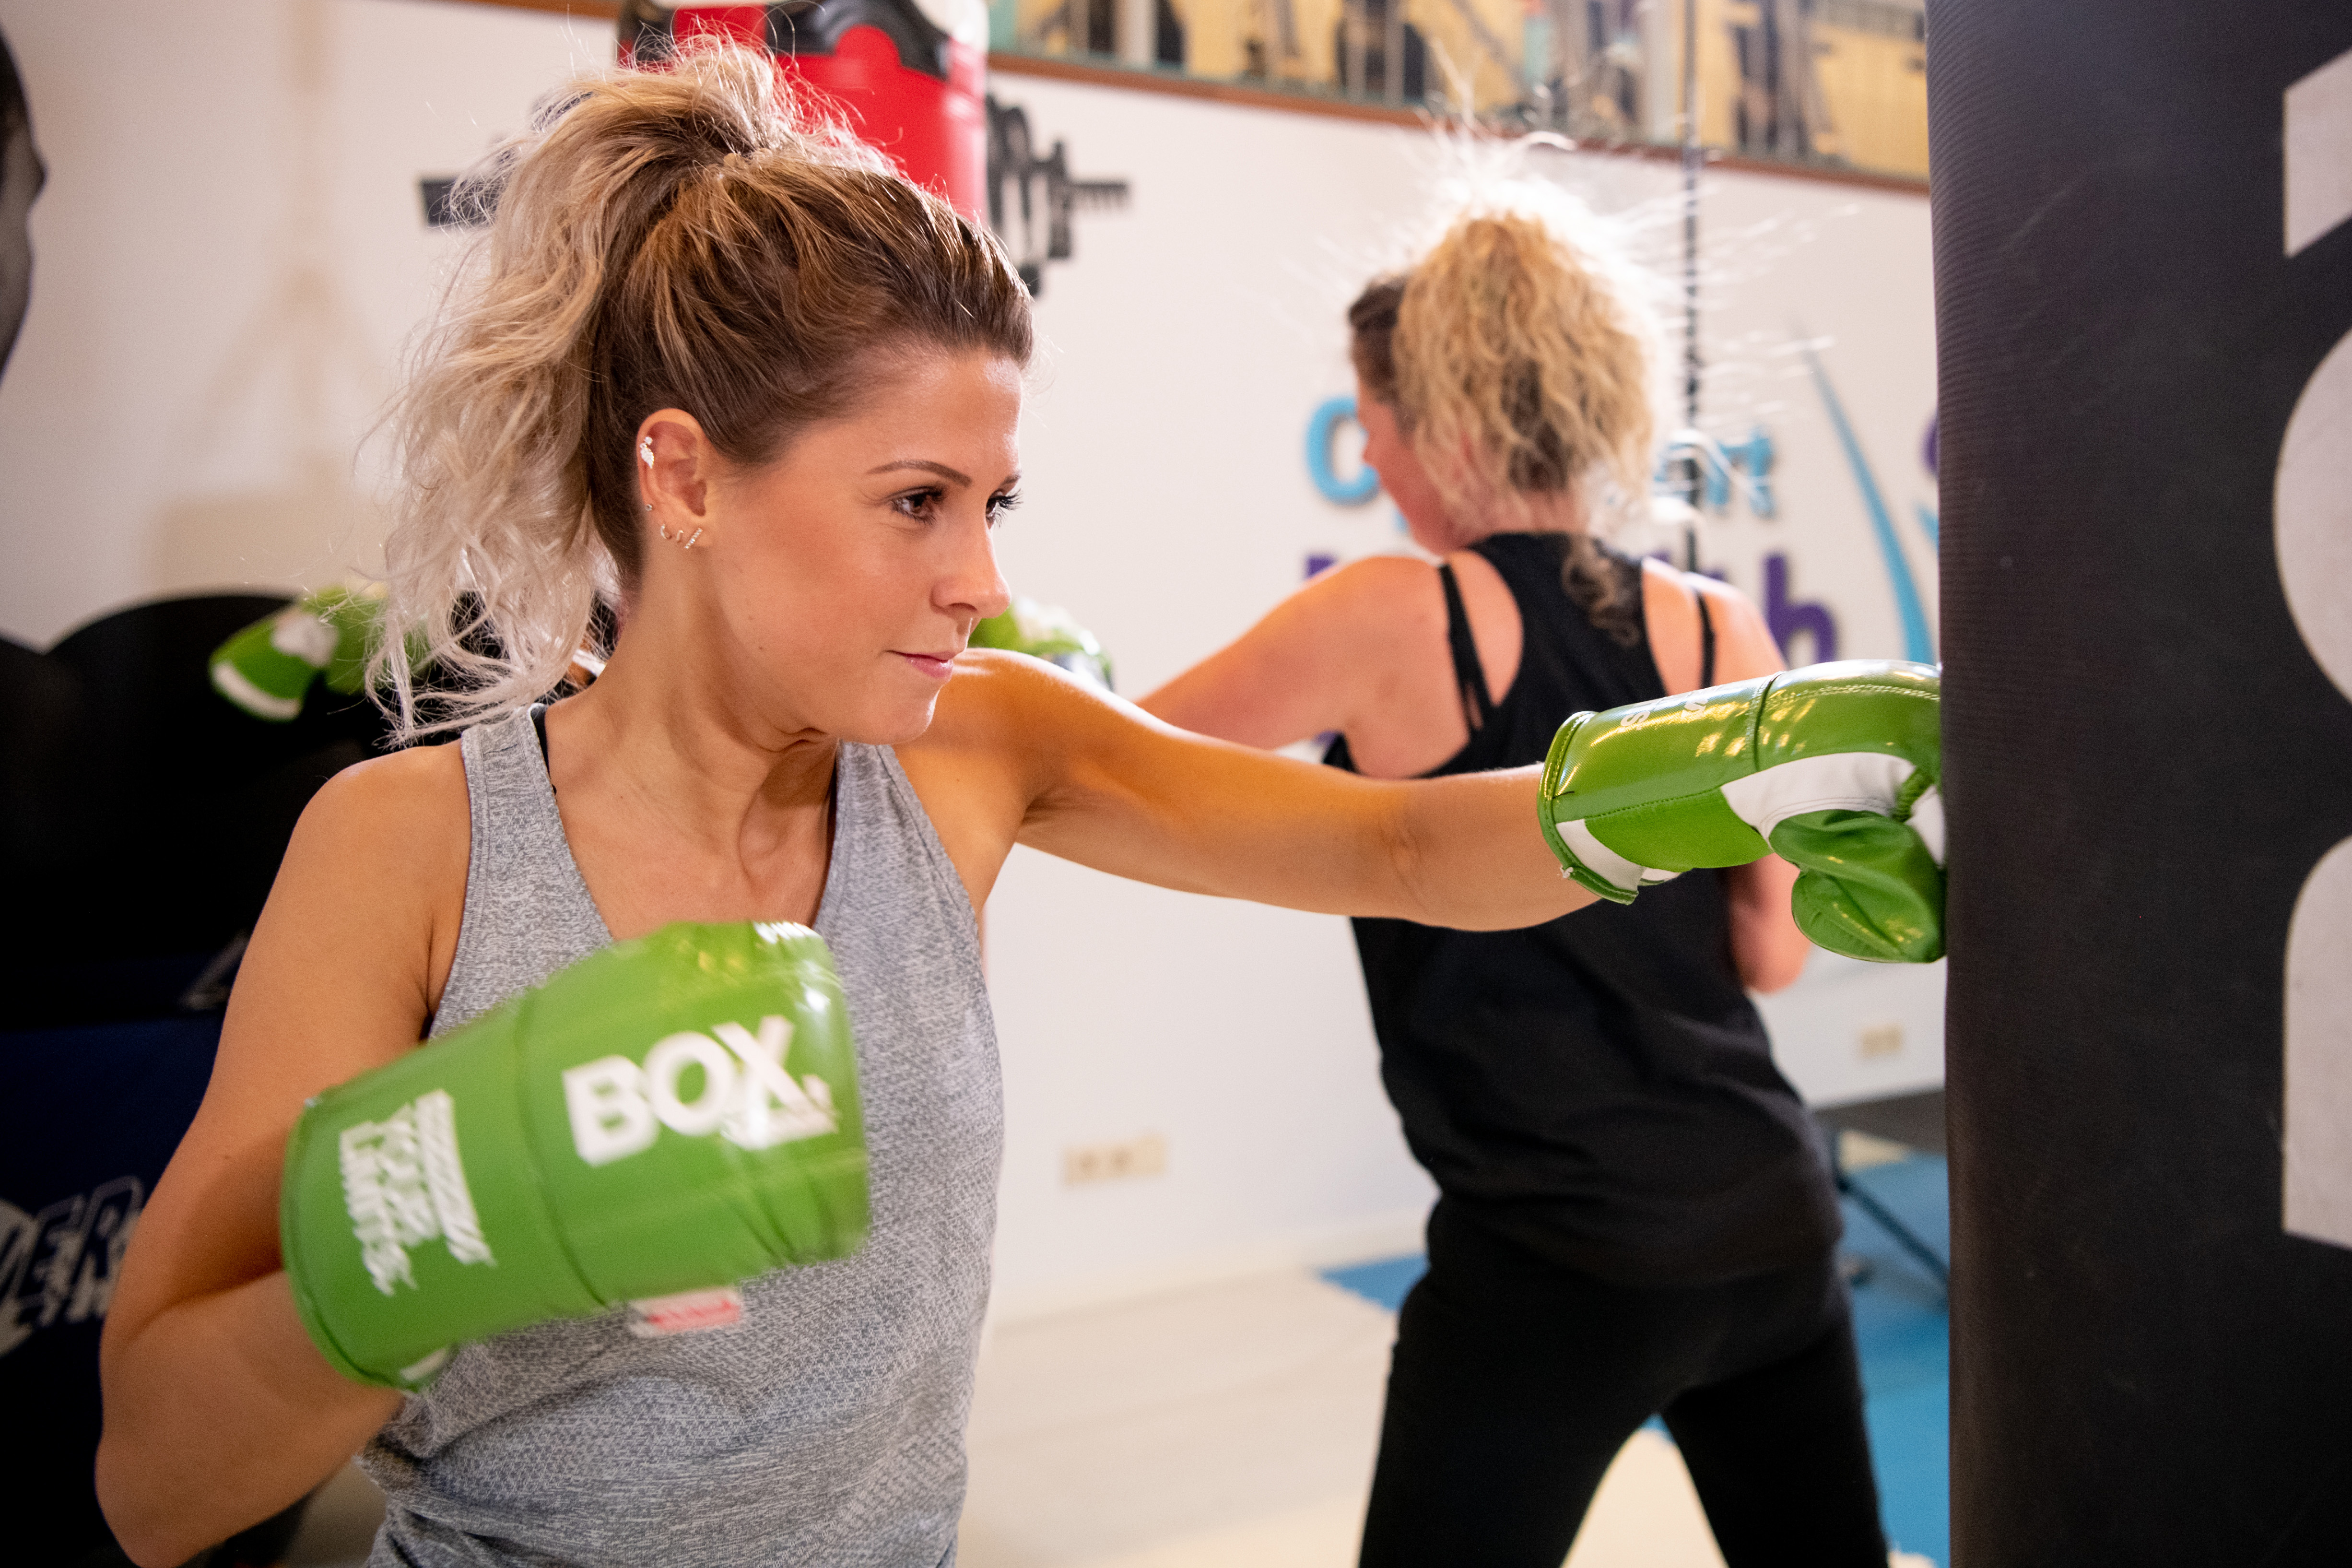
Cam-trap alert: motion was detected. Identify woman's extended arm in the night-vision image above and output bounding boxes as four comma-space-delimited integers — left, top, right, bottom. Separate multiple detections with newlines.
96, 749, 468, 1567
907, 650, 1593, 931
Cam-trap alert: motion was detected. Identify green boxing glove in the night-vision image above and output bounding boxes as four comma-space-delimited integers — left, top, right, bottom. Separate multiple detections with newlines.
970, 595, 1114, 691
280, 921, 868, 1390
210, 585, 388, 722
1538, 660, 1944, 964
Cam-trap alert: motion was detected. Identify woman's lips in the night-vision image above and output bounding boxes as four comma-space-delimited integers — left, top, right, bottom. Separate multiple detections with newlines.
897, 651, 956, 681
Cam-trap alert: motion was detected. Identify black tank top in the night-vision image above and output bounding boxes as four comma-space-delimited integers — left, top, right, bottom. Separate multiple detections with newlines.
1325, 533, 1840, 1285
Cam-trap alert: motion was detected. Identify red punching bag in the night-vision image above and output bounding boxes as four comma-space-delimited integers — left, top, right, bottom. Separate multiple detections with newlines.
619, 0, 988, 221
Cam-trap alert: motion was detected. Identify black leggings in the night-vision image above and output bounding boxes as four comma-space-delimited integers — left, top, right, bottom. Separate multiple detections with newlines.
1359, 1203, 1886, 1568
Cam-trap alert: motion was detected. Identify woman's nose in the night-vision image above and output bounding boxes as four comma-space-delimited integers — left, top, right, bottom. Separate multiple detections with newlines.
945, 516, 1011, 625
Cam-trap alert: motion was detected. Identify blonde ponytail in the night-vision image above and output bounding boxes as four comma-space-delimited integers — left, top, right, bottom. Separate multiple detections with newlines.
375, 41, 1031, 738
1349, 202, 1661, 639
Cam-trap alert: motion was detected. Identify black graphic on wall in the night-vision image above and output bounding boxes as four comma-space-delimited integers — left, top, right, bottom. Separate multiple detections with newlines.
420, 176, 467, 228
986, 96, 1128, 297
1, 25, 45, 377
417, 90, 1133, 298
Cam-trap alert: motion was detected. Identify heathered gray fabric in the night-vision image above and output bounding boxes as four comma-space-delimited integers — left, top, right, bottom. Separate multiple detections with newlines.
428, 713, 612, 1037
360, 708, 1000, 1568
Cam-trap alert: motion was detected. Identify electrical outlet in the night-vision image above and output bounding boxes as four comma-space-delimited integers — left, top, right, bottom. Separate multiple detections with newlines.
1062, 1132, 1167, 1186
1858, 1022, 1905, 1060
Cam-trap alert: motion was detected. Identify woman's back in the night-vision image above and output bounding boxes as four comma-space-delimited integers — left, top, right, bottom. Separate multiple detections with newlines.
1328, 535, 1837, 1287
369, 712, 999, 1567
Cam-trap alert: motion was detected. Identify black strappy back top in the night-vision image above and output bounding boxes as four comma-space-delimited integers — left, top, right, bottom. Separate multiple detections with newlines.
1325, 533, 1839, 1286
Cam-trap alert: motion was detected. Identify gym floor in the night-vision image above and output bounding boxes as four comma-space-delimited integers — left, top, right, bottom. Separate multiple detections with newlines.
285, 1109, 1952, 1568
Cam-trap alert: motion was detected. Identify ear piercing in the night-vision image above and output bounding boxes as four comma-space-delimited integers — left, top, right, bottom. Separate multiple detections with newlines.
638, 437, 694, 544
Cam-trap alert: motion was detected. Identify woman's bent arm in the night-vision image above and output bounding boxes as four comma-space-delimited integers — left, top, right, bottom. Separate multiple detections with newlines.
101, 1278, 400, 1565
1726, 853, 1808, 991
97, 749, 467, 1566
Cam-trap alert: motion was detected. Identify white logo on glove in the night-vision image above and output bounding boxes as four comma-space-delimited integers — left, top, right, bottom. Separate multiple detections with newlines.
562, 1015, 839, 1168
339, 1090, 495, 1296
269, 606, 341, 670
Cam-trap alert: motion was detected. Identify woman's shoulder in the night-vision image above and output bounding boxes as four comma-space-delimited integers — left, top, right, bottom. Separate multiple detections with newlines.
1305, 554, 1458, 660
1325, 551, 1445, 595
293, 738, 471, 903
1638, 558, 1780, 692
1638, 554, 1762, 621
307, 734, 468, 826
1637, 554, 1691, 612
224, 735, 471, 1065
1250, 552, 1447, 637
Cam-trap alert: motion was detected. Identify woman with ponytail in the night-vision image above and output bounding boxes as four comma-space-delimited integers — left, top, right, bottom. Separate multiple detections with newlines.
92, 48, 1618, 1567
1145, 206, 1890, 1565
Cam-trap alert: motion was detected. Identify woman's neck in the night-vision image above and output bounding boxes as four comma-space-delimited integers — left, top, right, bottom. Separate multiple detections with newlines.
569, 630, 834, 811
535, 611, 841, 935
1438, 489, 1582, 553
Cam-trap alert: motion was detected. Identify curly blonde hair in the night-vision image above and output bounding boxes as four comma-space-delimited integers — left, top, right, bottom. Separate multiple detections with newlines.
374, 42, 1032, 738
1350, 204, 1659, 637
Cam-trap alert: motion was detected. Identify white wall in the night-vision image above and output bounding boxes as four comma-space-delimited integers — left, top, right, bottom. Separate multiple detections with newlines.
0, 3, 1942, 1318
0, 0, 607, 644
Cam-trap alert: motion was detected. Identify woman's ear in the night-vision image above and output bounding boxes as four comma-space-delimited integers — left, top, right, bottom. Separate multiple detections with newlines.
637, 410, 717, 523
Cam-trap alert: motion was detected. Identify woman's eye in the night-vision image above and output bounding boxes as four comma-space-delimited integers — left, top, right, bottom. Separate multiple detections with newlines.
892, 487, 944, 519
986, 490, 1023, 525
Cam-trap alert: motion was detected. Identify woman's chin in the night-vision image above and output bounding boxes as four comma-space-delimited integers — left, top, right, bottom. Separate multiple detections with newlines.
836, 691, 943, 748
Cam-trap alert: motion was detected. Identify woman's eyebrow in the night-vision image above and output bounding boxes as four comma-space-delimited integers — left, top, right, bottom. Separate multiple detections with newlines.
867, 459, 971, 485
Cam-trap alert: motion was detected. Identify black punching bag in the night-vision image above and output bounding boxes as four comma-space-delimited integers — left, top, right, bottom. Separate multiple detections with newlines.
1931, 2, 2352, 1560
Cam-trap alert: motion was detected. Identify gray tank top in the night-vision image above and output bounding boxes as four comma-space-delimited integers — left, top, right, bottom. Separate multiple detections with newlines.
360, 708, 1001, 1568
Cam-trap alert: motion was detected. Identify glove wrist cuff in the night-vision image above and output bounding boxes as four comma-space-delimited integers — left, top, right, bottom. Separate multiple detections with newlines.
1540, 711, 1643, 903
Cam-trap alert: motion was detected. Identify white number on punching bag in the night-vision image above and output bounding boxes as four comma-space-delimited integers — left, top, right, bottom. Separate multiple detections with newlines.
2277, 46, 2352, 1252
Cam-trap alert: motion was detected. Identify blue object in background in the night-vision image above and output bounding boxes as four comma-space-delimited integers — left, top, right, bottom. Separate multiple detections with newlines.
1305, 395, 1382, 506
1, 1015, 226, 1560
1323, 1253, 1427, 1312
1649, 427, 1776, 520
1802, 345, 1936, 667
1323, 1155, 1952, 1565
1841, 1154, 1950, 1566
1725, 427, 1777, 519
